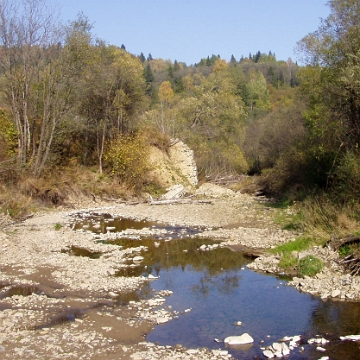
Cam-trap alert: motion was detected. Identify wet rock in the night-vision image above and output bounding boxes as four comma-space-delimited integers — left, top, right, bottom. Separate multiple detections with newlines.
224, 333, 254, 345
148, 274, 159, 279
316, 346, 327, 352
308, 337, 329, 345
263, 349, 275, 358
340, 334, 360, 341
156, 317, 170, 324
247, 255, 280, 273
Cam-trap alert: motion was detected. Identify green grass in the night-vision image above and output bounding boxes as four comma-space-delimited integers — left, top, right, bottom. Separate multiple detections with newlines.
339, 242, 360, 258
271, 236, 315, 255
269, 200, 304, 231
271, 236, 319, 274
281, 213, 304, 231
268, 198, 294, 209
278, 253, 298, 270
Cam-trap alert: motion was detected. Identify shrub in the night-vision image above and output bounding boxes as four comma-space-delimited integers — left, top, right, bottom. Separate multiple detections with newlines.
299, 255, 323, 277
278, 253, 298, 271
104, 132, 149, 190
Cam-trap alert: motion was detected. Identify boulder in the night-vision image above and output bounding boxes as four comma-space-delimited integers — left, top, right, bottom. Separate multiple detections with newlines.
263, 349, 275, 358
160, 184, 184, 200
224, 333, 254, 345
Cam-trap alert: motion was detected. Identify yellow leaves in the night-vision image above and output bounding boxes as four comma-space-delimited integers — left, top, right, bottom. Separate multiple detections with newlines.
212, 58, 228, 73
0, 109, 18, 158
158, 81, 174, 104
104, 132, 149, 190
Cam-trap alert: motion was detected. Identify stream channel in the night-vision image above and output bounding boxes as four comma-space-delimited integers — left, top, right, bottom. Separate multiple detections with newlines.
71, 212, 360, 360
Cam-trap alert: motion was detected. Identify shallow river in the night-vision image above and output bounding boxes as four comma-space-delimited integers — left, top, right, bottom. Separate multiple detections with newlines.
73, 213, 360, 360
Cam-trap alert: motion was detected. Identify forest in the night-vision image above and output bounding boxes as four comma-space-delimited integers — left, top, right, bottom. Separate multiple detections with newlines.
1, 0, 360, 240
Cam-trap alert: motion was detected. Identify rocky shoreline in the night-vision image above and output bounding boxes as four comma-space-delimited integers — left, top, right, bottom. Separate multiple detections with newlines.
0, 183, 359, 359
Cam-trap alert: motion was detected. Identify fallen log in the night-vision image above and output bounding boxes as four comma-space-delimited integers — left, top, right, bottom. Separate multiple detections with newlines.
101, 197, 143, 205
327, 235, 360, 251
338, 254, 360, 276
329, 234, 360, 276
149, 198, 212, 205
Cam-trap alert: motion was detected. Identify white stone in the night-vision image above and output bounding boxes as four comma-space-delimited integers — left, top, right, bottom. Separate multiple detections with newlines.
133, 256, 144, 262
186, 349, 198, 355
156, 317, 169, 324
272, 342, 282, 352
160, 184, 184, 200
316, 346, 326, 352
224, 333, 254, 345
263, 350, 275, 358
148, 274, 159, 279
340, 335, 360, 341
281, 342, 290, 356
212, 349, 228, 356
331, 289, 341, 298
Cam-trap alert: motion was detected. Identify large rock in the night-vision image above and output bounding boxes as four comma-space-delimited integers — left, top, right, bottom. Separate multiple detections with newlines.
224, 333, 254, 345
160, 184, 184, 200
147, 140, 198, 189
169, 140, 198, 186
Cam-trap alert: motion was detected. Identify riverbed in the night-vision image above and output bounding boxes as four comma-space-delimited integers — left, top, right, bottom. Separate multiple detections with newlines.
0, 185, 359, 359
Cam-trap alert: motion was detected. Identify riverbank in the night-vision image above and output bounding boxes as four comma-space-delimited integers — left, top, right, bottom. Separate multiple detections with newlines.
0, 183, 359, 359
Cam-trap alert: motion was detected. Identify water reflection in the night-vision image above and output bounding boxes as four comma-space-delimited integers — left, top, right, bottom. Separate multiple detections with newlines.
71, 212, 157, 233
70, 215, 360, 359
310, 299, 360, 336
192, 271, 240, 299
130, 241, 360, 360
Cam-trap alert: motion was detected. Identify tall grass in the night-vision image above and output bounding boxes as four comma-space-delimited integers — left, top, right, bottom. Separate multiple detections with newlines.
300, 195, 360, 241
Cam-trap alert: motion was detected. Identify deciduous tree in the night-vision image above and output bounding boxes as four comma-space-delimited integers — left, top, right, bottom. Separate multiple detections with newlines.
0, 0, 61, 171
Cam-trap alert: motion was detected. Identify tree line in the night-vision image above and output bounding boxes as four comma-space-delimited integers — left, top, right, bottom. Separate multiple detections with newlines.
0, 0, 359, 206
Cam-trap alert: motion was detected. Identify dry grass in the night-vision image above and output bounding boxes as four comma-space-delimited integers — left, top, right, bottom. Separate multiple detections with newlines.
300, 196, 360, 242
0, 165, 147, 219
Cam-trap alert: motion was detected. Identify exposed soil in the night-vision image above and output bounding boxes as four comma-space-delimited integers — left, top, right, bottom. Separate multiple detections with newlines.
0, 183, 359, 359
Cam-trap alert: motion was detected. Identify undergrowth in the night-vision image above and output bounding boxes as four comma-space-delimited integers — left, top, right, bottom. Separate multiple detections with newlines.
267, 191, 360, 276
0, 164, 162, 219
271, 236, 314, 269
299, 255, 323, 277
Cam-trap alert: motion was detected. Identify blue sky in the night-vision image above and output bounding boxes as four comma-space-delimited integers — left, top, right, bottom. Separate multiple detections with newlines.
49, 0, 330, 65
